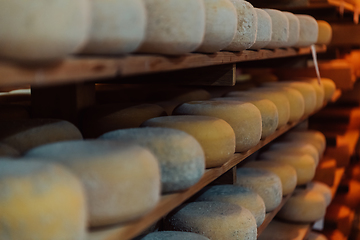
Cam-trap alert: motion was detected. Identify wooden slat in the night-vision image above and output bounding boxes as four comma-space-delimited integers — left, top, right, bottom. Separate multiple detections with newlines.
0, 46, 326, 88
330, 168, 345, 197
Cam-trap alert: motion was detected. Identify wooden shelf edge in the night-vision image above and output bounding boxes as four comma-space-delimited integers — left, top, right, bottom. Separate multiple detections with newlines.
330, 167, 345, 198
0, 45, 326, 88
327, 0, 355, 12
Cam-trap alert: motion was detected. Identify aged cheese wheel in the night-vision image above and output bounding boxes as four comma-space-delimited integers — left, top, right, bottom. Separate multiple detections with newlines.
196, 0, 237, 53
0, 0, 90, 61
317, 20, 332, 45
82, 103, 167, 138
307, 181, 332, 206
142, 115, 235, 168
173, 100, 262, 152
236, 168, 283, 212
195, 185, 266, 226
0, 160, 87, 240
80, 0, 146, 54
262, 81, 317, 116
294, 14, 319, 48
0, 119, 82, 153
302, 78, 325, 110
224, 0, 257, 51
282, 130, 326, 157
164, 201, 257, 240
137, 231, 210, 240
308, 231, 328, 240
322, 78, 336, 102
251, 8, 272, 49
259, 151, 316, 185
137, 0, 206, 55
225, 91, 290, 128
263, 9, 289, 49
213, 97, 279, 138
268, 142, 319, 166
243, 161, 297, 195
282, 12, 300, 47
99, 127, 205, 193
25, 140, 161, 227
0, 143, 20, 157
277, 188, 327, 222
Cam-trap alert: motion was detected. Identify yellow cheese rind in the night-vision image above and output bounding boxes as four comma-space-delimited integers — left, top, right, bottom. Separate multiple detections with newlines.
164, 201, 257, 240
0, 160, 87, 240
195, 185, 266, 226
25, 140, 161, 227
142, 115, 235, 168
321, 78, 336, 102
99, 127, 205, 193
282, 130, 326, 157
316, 20, 332, 45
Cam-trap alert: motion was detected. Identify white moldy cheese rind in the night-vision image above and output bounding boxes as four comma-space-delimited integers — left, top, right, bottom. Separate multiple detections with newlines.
80, 0, 146, 54
282, 12, 300, 47
0, 160, 87, 240
195, 185, 266, 227
173, 100, 262, 152
224, 0, 257, 51
137, 0, 206, 55
0, 0, 90, 61
294, 14, 319, 48
164, 201, 257, 240
277, 188, 327, 223
0, 119, 83, 153
25, 140, 161, 227
137, 231, 210, 240
196, 0, 237, 53
307, 181, 332, 206
99, 127, 205, 193
317, 20, 332, 45
236, 168, 283, 212
263, 9, 289, 49
251, 8, 272, 49
142, 115, 235, 168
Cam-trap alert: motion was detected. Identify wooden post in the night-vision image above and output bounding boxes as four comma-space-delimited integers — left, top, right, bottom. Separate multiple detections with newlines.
211, 166, 237, 185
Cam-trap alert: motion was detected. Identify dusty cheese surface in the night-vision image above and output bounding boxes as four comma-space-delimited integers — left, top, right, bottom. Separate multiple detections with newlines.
294, 14, 319, 47
25, 140, 161, 227
173, 100, 262, 152
99, 127, 205, 193
302, 78, 325, 110
263, 9, 289, 48
282, 130, 326, 157
282, 12, 300, 47
251, 8, 272, 49
164, 201, 257, 240
142, 115, 235, 168
0, 160, 87, 240
307, 181, 332, 206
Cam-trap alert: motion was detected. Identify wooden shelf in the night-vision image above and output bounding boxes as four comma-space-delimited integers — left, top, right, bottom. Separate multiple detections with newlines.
328, 0, 355, 12
0, 45, 326, 88
330, 168, 346, 197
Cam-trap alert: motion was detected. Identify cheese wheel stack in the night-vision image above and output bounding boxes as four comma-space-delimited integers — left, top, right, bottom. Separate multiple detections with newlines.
294, 14, 319, 48
0, 160, 87, 240
251, 8, 272, 49
25, 140, 161, 227
99, 127, 205, 193
263, 9, 289, 49
282, 12, 300, 47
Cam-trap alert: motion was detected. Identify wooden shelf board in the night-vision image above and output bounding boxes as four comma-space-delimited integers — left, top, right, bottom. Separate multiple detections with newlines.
0, 45, 326, 88
328, 0, 355, 12
330, 168, 346, 197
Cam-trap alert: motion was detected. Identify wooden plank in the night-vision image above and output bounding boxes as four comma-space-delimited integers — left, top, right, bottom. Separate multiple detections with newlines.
0, 46, 326, 88
330, 168, 346, 198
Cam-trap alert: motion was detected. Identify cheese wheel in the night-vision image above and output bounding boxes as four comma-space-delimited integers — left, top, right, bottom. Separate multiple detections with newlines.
224, 0, 257, 51
259, 151, 316, 185
137, 231, 210, 240
263, 9, 289, 49
0, 143, 20, 157
196, 0, 237, 53
277, 188, 326, 222
225, 91, 290, 128
99, 127, 205, 193
308, 232, 328, 240
307, 181, 332, 206
80, 0, 146, 54
243, 161, 297, 195
282, 130, 326, 157
268, 142, 319, 166
212, 97, 279, 138
322, 78, 336, 102
164, 201, 257, 240
236, 168, 282, 212
137, 0, 206, 55
294, 14, 319, 48
282, 12, 300, 47
142, 115, 235, 168
262, 81, 317, 116
253, 87, 305, 122
0, 0, 90, 61
316, 20, 332, 45
302, 78, 325, 110
0, 105, 29, 120
313, 157, 336, 186
25, 140, 161, 227
0, 119, 82, 153
195, 185, 266, 226
173, 100, 262, 152
251, 8, 272, 49
0, 160, 87, 240
82, 103, 167, 138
